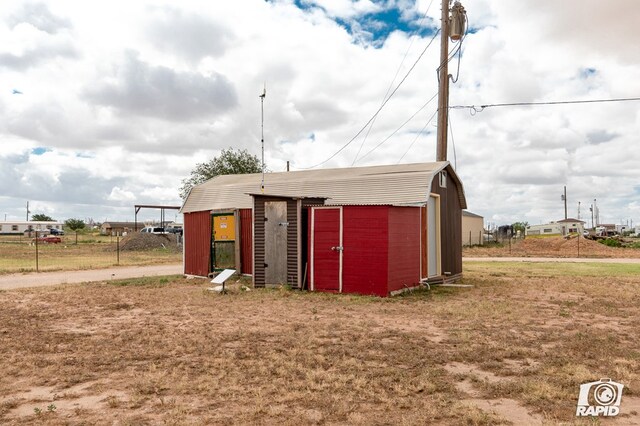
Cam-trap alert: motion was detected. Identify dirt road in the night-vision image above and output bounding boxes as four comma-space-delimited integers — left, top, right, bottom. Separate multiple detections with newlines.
0, 264, 183, 290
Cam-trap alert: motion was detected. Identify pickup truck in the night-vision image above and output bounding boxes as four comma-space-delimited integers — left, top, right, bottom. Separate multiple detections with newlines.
33, 236, 62, 244
140, 227, 167, 234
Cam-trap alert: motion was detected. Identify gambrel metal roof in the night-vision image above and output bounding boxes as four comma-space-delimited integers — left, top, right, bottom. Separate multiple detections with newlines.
180, 161, 466, 213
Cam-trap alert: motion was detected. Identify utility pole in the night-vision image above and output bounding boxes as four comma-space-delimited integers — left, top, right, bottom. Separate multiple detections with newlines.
26, 201, 30, 221
577, 201, 581, 221
436, 1, 465, 162
561, 186, 567, 220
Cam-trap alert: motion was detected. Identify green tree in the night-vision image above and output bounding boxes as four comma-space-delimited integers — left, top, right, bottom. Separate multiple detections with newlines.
65, 218, 86, 231
179, 148, 262, 200
31, 213, 54, 221
512, 221, 529, 234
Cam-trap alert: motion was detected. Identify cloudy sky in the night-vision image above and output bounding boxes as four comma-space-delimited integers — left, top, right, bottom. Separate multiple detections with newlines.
1, 0, 639, 227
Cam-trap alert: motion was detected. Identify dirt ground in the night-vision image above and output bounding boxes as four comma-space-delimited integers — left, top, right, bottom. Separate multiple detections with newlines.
0, 263, 639, 425
464, 236, 640, 259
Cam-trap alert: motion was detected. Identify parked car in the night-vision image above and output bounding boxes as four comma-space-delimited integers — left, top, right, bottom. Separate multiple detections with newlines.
140, 227, 166, 234
33, 236, 62, 244
49, 228, 64, 235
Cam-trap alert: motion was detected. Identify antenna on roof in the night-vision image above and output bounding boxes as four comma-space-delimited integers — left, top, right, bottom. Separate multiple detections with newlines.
259, 83, 266, 193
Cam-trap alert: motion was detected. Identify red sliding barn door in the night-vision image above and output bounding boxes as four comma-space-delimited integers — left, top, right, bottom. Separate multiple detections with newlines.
311, 207, 342, 292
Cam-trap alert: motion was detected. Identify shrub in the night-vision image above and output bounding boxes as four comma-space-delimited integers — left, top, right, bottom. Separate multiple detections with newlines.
599, 238, 622, 248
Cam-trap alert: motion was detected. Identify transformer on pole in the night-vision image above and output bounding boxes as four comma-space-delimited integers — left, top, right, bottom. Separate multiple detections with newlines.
436, 1, 466, 162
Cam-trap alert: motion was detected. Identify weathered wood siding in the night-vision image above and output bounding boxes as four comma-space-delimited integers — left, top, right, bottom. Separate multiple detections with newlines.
430, 173, 463, 277
253, 195, 325, 288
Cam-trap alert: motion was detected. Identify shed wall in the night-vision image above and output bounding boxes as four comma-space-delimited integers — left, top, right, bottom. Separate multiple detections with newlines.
462, 214, 484, 246
342, 206, 389, 297
387, 207, 421, 293
239, 209, 253, 274
184, 211, 211, 277
430, 174, 463, 277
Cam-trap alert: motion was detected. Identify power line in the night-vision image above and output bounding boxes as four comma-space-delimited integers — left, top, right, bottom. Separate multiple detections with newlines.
352, 0, 436, 165
397, 109, 438, 163
448, 112, 457, 170
295, 29, 441, 170
451, 97, 640, 114
357, 91, 439, 163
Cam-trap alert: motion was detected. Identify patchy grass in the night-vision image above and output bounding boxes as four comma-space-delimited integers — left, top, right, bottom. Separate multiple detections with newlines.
464, 260, 640, 277
0, 241, 182, 275
0, 264, 638, 424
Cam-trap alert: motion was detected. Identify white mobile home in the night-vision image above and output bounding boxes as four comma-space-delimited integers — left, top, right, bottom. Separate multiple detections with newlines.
525, 218, 585, 237
0, 221, 64, 235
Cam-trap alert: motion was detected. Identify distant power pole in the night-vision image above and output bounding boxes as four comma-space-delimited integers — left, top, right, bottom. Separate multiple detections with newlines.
436, 1, 466, 162
577, 201, 581, 220
561, 186, 567, 220
26, 201, 30, 221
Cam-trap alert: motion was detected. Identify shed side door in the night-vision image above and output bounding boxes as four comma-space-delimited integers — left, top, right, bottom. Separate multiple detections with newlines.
311, 207, 342, 292
264, 201, 288, 285
427, 195, 441, 278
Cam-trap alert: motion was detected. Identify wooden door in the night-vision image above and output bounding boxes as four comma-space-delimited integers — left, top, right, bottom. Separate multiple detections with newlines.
265, 201, 287, 284
311, 207, 342, 292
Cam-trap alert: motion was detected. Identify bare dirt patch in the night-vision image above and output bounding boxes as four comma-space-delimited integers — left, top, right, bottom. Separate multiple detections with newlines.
0, 264, 638, 424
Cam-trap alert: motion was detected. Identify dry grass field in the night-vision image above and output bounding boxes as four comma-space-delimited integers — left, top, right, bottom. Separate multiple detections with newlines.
0, 234, 182, 275
464, 236, 640, 259
0, 262, 639, 425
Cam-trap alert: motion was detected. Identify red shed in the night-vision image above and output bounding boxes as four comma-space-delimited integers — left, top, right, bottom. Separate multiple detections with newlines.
180, 162, 466, 293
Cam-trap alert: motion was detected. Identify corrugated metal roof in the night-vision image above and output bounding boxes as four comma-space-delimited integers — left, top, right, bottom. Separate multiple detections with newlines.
181, 161, 466, 213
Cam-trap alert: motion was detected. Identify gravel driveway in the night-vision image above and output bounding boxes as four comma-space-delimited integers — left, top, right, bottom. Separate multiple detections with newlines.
0, 264, 183, 290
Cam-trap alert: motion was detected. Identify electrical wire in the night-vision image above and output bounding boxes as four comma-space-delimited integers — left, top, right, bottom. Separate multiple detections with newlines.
357, 91, 439, 163
450, 97, 640, 114
448, 112, 457, 170
295, 29, 441, 170
352, 0, 436, 165
397, 109, 439, 163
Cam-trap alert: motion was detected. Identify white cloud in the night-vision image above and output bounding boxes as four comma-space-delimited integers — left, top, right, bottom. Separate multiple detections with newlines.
107, 187, 136, 202
0, 0, 637, 226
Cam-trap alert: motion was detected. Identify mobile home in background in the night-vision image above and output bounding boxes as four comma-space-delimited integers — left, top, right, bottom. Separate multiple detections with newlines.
0, 221, 64, 235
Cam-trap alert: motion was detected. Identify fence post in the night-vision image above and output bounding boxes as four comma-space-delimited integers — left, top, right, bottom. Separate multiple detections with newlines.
35, 230, 39, 272
117, 235, 120, 265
